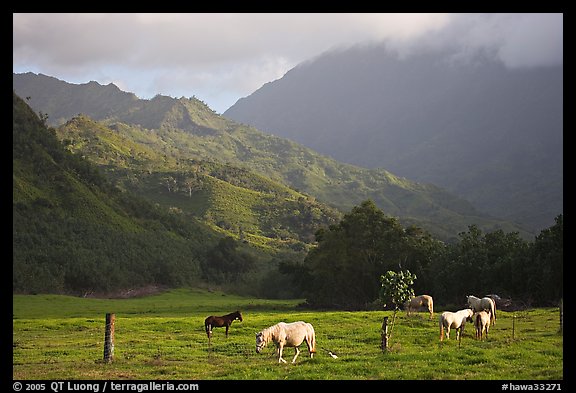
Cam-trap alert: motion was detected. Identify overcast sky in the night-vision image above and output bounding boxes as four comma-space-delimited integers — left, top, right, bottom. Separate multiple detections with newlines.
13, 13, 563, 114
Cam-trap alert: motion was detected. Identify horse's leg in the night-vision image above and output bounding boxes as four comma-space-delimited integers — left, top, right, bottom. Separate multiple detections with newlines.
278, 343, 286, 363
291, 346, 300, 363
225, 324, 229, 338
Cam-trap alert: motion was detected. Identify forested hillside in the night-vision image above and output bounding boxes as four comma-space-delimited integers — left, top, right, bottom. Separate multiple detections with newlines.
12, 92, 288, 295
12, 91, 562, 305
13, 72, 532, 241
55, 115, 342, 248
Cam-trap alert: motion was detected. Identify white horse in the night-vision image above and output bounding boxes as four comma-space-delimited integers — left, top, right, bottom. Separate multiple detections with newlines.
474, 310, 491, 340
439, 309, 474, 341
255, 321, 316, 363
467, 295, 496, 326
405, 294, 434, 320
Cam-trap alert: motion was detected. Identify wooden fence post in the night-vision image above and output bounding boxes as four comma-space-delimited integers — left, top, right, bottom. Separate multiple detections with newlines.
104, 313, 115, 363
512, 315, 516, 340
381, 316, 389, 352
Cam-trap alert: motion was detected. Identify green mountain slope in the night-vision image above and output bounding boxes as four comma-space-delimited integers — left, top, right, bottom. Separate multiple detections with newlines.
56, 115, 342, 249
13, 92, 223, 294
14, 72, 533, 240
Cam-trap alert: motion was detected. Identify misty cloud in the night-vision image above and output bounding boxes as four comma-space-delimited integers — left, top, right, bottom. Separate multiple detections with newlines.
13, 13, 563, 113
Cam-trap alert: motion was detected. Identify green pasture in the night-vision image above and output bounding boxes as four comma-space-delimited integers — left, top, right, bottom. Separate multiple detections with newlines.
13, 288, 563, 380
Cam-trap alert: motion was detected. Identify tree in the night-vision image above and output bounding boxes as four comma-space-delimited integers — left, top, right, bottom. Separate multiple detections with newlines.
529, 214, 563, 304
378, 270, 417, 350
163, 175, 176, 192
303, 200, 408, 308
183, 175, 197, 197
201, 236, 255, 284
293, 200, 437, 309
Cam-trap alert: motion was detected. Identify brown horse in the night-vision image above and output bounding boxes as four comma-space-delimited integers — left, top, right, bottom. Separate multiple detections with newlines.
204, 310, 243, 342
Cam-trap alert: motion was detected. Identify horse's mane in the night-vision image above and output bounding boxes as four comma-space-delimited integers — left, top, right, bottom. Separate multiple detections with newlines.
258, 322, 283, 344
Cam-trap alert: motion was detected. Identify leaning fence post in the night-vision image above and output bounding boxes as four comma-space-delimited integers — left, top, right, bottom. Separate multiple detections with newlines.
104, 313, 115, 363
381, 316, 389, 352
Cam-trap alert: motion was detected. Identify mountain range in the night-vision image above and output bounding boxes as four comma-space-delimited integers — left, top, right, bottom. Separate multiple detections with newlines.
224, 44, 563, 233
13, 72, 533, 242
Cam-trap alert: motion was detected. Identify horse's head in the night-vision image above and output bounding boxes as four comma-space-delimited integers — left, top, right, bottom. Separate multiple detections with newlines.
255, 332, 267, 353
236, 311, 243, 322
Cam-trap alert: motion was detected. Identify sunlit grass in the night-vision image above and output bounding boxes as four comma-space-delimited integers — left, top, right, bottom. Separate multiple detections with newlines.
13, 289, 563, 380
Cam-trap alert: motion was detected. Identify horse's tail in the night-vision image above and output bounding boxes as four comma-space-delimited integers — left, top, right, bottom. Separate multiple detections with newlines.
491, 299, 496, 325
308, 324, 316, 354
474, 313, 481, 339
429, 296, 434, 319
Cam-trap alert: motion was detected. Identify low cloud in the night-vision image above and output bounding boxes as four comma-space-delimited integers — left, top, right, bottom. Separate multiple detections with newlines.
13, 13, 562, 113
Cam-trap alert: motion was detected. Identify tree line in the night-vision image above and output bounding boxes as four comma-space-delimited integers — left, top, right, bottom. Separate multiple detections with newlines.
280, 200, 562, 309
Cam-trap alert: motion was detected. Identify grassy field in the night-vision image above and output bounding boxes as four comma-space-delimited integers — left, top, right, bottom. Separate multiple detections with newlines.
13, 288, 563, 380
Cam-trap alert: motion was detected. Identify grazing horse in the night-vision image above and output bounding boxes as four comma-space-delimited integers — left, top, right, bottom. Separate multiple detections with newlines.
204, 311, 242, 342
466, 295, 496, 326
474, 310, 491, 340
405, 294, 434, 320
255, 321, 316, 363
439, 309, 474, 341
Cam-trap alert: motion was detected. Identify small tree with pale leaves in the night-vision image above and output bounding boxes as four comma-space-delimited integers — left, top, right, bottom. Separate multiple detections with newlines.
379, 270, 417, 350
